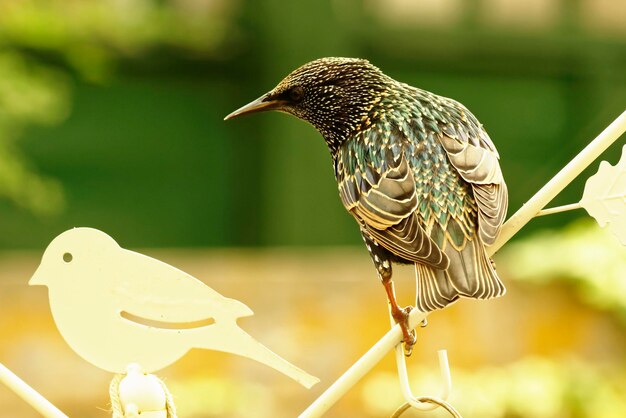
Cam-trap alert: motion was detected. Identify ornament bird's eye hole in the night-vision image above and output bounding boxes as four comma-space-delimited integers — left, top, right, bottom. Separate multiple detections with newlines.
289, 86, 304, 102
63, 252, 73, 263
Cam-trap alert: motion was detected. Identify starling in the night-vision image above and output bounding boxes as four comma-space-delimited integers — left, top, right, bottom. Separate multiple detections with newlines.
225, 57, 507, 354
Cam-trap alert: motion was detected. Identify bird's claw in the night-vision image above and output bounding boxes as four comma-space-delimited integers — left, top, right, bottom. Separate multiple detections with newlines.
392, 306, 416, 357
403, 329, 417, 356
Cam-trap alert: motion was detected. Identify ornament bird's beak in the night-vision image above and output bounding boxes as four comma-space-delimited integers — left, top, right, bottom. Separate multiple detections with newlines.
29, 265, 45, 286
224, 93, 286, 120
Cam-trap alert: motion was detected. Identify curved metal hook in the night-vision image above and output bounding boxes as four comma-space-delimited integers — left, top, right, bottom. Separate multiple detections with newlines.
389, 310, 453, 413
394, 345, 452, 412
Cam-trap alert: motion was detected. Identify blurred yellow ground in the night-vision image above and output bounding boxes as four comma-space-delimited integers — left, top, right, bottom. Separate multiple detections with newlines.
1, 241, 625, 417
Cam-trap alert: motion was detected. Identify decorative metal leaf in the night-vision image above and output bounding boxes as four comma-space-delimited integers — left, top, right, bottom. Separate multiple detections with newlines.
580, 144, 626, 245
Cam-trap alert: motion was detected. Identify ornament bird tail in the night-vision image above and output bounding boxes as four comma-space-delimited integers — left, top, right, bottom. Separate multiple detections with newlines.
198, 323, 319, 389
415, 236, 505, 312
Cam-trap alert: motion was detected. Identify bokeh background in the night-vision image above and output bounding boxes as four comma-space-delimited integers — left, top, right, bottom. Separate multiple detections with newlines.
0, 0, 625, 417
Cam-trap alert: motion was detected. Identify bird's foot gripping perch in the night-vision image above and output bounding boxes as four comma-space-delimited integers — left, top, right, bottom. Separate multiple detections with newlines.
381, 274, 417, 356
391, 305, 417, 356
385, 287, 419, 355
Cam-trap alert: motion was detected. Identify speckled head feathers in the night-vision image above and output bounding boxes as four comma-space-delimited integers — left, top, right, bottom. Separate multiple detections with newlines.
272, 57, 378, 92
226, 57, 394, 152
268, 58, 391, 149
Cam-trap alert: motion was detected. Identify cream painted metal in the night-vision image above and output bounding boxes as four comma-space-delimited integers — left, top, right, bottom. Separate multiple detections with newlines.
580, 144, 626, 245
299, 309, 427, 418
394, 346, 452, 412
0, 363, 68, 418
536, 143, 626, 244
29, 227, 318, 389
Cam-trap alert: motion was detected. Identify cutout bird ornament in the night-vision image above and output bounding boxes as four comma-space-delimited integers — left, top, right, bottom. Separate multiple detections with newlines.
29, 227, 319, 388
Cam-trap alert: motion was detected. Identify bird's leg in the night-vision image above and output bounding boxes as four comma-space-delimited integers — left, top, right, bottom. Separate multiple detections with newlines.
362, 232, 417, 355
381, 270, 416, 356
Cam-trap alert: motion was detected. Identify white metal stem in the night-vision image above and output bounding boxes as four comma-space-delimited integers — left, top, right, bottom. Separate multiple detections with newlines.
489, 109, 626, 255
535, 202, 582, 217
298, 310, 428, 418
0, 362, 68, 418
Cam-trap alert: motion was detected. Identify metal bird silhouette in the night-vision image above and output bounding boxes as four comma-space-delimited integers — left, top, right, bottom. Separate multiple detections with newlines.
29, 227, 319, 388
226, 57, 508, 354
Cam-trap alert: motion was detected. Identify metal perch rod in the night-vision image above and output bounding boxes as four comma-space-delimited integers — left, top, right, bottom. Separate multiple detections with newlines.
0, 363, 68, 418
299, 310, 429, 418
488, 109, 626, 255
300, 109, 626, 418
535, 202, 582, 217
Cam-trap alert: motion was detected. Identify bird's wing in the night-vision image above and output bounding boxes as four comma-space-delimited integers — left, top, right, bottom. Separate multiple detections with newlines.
437, 107, 508, 245
112, 250, 253, 326
336, 136, 449, 269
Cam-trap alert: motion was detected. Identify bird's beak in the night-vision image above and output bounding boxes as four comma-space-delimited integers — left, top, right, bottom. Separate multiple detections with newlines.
29, 265, 45, 286
224, 93, 285, 120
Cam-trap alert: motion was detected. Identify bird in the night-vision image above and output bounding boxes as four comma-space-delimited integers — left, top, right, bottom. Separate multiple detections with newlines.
29, 227, 319, 388
225, 57, 508, 354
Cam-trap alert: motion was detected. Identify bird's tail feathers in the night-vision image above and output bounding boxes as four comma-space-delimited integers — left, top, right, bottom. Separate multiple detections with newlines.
415, 237, 505, 312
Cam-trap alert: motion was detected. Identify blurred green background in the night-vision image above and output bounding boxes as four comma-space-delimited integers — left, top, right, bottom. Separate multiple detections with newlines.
0, 1, 625, 417
0, 0, 624, 249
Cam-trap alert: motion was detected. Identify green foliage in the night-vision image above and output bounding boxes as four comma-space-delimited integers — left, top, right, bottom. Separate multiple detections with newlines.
500, 219, 626, 321
0, 0, 624, 248
0, 51, 68, 215
0, 0, 235, 79
0, 0, 234, 220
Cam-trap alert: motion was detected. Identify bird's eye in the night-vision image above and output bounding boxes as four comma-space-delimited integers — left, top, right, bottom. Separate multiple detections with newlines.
63, 252, 73, 263
289, 86, 304, 102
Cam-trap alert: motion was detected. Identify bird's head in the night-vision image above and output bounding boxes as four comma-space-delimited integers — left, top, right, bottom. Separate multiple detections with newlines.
225, 57, 392, 152
29, 228, 119, 287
